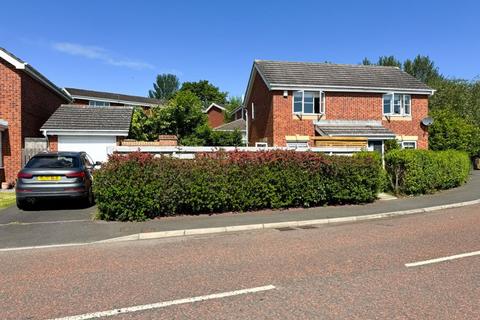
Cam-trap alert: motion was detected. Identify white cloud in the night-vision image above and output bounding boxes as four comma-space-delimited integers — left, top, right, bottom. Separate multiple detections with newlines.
52, 42, 154, 70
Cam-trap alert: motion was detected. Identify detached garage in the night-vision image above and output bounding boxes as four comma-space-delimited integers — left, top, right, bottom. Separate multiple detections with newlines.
41, 105, 133, 162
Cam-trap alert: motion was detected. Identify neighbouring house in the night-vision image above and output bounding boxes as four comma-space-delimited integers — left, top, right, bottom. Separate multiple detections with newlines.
213, 118, 247, 145
230, 105, 247, 121
41, 105, 133, 162
243, 60, 435, 152
0, 48, 72, 184
64, 87, 161, 108
203, 103, 226, 128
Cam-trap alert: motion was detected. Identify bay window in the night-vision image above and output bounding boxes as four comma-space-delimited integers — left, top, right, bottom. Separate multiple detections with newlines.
383, 93, 411, 116
293, 91, 325, 115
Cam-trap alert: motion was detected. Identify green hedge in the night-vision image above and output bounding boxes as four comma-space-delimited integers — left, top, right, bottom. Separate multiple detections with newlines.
385, 149, 470, 195
93, 151, 382, 221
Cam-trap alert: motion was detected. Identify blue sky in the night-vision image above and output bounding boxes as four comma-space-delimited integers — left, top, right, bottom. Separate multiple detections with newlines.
1, 1, 479, 99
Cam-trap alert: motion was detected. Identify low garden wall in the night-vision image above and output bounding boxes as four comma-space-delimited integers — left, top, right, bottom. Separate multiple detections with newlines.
93, 151, 382, 221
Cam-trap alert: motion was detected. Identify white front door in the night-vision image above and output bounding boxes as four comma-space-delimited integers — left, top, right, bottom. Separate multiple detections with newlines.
58, 135, 116, 162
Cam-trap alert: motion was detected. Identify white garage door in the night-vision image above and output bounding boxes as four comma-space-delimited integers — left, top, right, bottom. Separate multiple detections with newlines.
58, 135, 116, 162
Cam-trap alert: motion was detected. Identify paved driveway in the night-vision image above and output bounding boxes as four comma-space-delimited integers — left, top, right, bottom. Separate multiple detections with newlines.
0, 200, 96, 225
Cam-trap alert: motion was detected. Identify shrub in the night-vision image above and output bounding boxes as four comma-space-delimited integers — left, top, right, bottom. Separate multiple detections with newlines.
94, 151, 382, 221
385, 149, 470, 195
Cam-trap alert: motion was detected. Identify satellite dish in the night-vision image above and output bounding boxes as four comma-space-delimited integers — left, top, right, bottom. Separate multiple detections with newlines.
421, 116, 434, 126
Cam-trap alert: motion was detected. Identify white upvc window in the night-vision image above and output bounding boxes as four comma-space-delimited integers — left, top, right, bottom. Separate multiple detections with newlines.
400, 141, 417, 149
383, 93, 411, 116
293, 91, 325, 115
255, 142, 267, 148
89, 100, 111, 107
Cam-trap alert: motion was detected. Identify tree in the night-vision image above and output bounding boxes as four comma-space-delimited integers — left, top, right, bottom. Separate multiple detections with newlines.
180, 80, 228, 106
153, 90, 206, 138
129, 108, 156, 141
403, 55, 442, 84
429, 109, 480, 157
180, 123, 243, 146
224, 96, 243, 122
361, 57, 372, 65
377, 55, 402, 67
148, 73, 179, 101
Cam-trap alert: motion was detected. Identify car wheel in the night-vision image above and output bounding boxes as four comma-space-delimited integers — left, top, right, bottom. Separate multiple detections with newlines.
85, 187, 95, 207
16, 199, 30, 210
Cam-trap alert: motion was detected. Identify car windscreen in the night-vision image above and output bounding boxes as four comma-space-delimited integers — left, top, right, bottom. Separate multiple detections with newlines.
26, 156, 80, 169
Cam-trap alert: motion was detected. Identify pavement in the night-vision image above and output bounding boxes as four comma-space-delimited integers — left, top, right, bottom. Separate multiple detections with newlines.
1, 203, 479, 319
0, 171, 479, 249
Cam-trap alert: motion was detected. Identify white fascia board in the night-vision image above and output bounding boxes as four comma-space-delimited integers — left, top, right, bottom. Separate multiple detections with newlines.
43, 129, 128, 136
243, 63, 272, 106
67, 94, 160, 107
204, 103, 226, 113
0, 50, 26, 69
270, 83, 435, 95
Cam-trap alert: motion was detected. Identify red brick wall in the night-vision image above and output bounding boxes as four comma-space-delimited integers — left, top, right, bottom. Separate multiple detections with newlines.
206, 107, 225, 128
246, 72, 273, 146
21, 73, 68, 139
48, 135, 58, 151
247, 76, 429, 148
0, 59, 68, 183
0, 60, 22, 184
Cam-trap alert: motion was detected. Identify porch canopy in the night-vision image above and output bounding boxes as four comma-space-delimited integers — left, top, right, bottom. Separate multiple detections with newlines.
314, 120, 395, 140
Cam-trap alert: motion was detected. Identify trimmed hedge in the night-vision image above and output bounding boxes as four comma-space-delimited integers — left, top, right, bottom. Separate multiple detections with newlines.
93, 151, 382, 221
385, 149, 470, 195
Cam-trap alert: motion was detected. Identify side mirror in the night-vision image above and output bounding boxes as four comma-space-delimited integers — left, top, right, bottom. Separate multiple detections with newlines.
92, 161, 102, 169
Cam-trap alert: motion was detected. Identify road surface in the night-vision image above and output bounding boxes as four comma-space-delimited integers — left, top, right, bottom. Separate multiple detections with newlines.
1, 204, 479, 319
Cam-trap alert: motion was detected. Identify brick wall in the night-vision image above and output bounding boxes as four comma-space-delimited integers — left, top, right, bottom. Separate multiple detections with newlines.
246, 72, 273, 146
0, 60, 22, 183
48, 135, 58, 151
0, 59, 68, 183
206, 107, 225, 128
248, 77, 429, 148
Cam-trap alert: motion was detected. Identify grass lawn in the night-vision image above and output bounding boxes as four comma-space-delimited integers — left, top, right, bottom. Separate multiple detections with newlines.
0, 192, 16, 209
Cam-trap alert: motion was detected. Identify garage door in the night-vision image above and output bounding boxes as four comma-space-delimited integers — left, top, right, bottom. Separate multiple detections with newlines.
58, 135, 116, 162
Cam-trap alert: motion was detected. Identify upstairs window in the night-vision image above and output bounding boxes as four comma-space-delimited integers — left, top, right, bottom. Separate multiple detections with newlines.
89, 100, 110, 107
383, 93, 411, 116
293, 91, 325, 115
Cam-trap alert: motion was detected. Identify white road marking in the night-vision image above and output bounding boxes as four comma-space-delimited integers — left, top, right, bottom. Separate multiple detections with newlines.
48, 285, 276, 320
405, 250, 480, 267
0, 242, 92, 252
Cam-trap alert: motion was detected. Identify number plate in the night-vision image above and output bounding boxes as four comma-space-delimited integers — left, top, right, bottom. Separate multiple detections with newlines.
37, 176, 61, 181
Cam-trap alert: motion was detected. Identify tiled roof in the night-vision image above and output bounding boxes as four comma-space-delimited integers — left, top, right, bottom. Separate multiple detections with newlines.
65, 87, 162, 106
41, 105, 133, 132
315, 120, 395, 138
213, 119, 246, 131
255, 60, 433, 92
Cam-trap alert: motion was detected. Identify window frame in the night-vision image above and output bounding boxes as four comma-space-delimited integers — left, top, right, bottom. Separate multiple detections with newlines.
382, 93, 411, 117
292, 90, 325, 115
400, 141, 417, 149
89, 100, 111, 107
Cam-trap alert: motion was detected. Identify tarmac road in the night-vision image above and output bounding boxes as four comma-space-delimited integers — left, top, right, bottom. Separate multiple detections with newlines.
1, 203, 479, 319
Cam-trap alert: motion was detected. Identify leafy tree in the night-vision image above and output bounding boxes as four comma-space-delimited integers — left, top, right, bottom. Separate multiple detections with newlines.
429, 109, 480, 157
129, 108, 156, 141
180, 123, 243, 146
361, 57, 372, 65
224, 96, 243, 122
180, 80, 228, 106
148, 73, 179, 101
377, 55, 402, 68
153, 90, 206, 138
403, 55, 442, 84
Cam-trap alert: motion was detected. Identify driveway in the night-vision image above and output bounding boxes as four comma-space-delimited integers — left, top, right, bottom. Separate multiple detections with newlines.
0, 200, 96, 225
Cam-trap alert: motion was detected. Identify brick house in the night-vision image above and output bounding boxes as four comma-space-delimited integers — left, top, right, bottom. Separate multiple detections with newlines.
0, 48, 71, 184
64, 87, 161, 108
243, 60, 435, 152
203, 103, 226, 128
